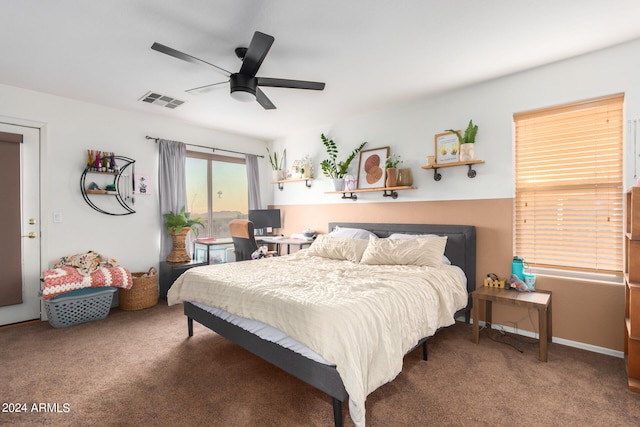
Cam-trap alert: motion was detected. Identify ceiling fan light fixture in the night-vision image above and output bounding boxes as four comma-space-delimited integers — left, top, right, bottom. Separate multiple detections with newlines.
230, 87, 255, 102
230, 74, 257, 102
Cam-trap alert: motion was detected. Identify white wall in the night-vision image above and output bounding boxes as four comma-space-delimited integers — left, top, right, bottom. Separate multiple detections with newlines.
270, 37, 640, 205
0, 84, 269, 272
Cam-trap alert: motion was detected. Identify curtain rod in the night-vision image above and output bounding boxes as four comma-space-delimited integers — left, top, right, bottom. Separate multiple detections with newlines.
145, 136, 264, 158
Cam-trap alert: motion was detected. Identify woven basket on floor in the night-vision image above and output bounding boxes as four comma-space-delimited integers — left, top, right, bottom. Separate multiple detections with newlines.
118, 267, 158, 311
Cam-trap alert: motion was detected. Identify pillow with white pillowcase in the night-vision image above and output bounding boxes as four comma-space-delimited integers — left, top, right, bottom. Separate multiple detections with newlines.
327, 226, 378, 240
388, 233, 451, 265
360, 234, 448, 267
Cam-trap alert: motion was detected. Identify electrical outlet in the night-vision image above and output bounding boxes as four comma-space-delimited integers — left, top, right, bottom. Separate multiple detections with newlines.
53, 212, 63, 223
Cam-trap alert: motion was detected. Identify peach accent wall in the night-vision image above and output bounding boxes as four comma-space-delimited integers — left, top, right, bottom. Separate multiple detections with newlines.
274, 198, 625, 352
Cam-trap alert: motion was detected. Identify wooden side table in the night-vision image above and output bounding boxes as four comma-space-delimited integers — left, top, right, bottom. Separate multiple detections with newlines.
472, 287, 552, 362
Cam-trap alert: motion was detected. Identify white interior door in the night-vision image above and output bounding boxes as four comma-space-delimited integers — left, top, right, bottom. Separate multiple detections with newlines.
0, 122, 41, 325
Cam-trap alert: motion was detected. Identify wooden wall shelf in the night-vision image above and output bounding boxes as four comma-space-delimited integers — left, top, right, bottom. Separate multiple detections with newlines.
625, 186, 640, 393
80, 155, 135, 216
421, 160, 485, 181
324, 186, 415, 201
272, 178, 313, 190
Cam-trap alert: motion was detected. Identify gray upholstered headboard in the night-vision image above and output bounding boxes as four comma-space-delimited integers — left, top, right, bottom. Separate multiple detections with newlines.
328, 222, 477, 319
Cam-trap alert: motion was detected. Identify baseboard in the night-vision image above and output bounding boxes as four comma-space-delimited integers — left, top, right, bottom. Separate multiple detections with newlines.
471, 320, 624, 359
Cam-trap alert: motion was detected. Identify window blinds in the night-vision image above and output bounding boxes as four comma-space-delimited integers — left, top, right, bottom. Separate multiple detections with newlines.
513, 93, 624, 273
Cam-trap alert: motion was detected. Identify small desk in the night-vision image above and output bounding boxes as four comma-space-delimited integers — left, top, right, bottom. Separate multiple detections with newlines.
472, 287, 552, 362
259, 236, 313, 255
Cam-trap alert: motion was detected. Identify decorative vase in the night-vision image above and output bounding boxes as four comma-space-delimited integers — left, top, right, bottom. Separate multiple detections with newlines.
460, 143, 476, 162
344, 174, 357, 190
385, 168, 397, 187
331, 178, 345, 191
167, 227, 192, 263
272, 170, 284, 181
396, 168, 413, 187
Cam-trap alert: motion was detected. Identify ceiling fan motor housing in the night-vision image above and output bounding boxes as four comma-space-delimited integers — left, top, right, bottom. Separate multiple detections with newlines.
230, 73, 257, 101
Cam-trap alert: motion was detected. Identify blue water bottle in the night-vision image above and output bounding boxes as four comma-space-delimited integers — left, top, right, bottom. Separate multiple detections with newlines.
512, 256, 525, 281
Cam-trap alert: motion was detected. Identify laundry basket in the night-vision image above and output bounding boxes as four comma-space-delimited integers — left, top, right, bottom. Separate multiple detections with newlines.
44, 287, 116, 328
118, 267, 158, 311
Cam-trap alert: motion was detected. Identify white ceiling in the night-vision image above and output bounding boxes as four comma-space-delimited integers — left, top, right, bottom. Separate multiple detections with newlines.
3, 0, 640, 141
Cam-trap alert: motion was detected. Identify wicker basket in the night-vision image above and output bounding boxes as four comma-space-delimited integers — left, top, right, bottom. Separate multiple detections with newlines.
118, 267, 158, 311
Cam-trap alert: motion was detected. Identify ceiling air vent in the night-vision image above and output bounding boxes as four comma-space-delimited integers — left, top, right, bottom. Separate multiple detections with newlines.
139, 91, 185, 109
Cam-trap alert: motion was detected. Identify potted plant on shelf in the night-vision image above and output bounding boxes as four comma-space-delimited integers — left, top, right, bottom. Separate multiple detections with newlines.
266, 147, 286, 181
163, 206, 204, 263
320, 133, 367, 191
446, 119, 478, 162
385, 154, 402, 187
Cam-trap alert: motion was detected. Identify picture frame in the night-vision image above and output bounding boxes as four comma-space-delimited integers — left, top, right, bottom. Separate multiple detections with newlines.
134, 173, 152, 195
357, 146, 389, 189
435, 131, 460, 164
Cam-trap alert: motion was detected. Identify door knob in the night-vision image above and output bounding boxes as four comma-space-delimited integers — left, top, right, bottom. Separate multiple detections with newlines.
22, 232, 37, 239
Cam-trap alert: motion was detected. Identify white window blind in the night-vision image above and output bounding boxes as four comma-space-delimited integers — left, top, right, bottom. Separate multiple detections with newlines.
513, 93, 624, 274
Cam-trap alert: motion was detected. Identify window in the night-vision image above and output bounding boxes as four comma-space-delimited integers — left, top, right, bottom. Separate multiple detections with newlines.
186, 151, 248, 239
513, 93, 624, 274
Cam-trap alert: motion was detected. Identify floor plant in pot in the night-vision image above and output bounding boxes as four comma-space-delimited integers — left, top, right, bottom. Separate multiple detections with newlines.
163, 206, 204, 263
446, 119, 478, 162
320, 133, 367, 191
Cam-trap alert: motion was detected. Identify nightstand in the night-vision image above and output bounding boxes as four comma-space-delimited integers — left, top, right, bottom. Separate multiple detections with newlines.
159, 260, 207, 299
472, 287, 552, 362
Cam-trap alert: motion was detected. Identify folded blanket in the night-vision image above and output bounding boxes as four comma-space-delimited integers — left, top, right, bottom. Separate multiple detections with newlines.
41, 266, 132, 300
52, 250, 119, 276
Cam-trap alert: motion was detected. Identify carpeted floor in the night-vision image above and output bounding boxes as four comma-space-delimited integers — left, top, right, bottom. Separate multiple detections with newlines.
1, 301, 639, 427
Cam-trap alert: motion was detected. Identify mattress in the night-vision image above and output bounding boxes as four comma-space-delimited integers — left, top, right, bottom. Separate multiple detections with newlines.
191, 301, 332, 365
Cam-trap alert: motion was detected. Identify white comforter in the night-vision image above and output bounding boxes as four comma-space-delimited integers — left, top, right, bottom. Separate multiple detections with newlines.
167, 250, 468, 426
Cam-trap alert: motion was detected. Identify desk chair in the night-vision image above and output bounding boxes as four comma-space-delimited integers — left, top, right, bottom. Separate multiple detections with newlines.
229, 220, 277, 261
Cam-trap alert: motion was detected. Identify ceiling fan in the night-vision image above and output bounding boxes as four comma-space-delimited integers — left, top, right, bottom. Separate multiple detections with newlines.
151, 31, 325, 110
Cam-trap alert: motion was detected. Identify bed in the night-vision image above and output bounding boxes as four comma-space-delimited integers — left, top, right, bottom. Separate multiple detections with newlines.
167, 222, 476, 426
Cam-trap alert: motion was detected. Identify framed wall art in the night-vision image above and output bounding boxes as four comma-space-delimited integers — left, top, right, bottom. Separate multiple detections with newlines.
357, 146, 389, 189
134, 173, 152, 195
435, 131, 460, 164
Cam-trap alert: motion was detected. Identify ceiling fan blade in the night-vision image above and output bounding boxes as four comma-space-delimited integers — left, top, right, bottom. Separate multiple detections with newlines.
239, 31, 274, 77
256, 88, 276, 110
185, 80, 229, 95
258, 77, 325, 91
151, 42, 231, 76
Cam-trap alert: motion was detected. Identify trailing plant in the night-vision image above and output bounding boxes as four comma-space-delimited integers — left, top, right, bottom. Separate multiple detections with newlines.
163, 206, 204, 235
385, 153, 402, 169
320, 134, 367, 179
266, 147, 286, 171
446, 119, 478, 144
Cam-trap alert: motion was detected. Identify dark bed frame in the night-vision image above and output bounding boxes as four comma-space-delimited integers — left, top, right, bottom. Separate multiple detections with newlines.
183, 222, 476, 426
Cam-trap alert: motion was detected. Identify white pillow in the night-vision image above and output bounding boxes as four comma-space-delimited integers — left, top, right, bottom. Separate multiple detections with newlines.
388, 233, 439, 239
328, 226, 377, 240
388, 233, 451, 264
305, 234, 369, 262
360, 235, 448, 266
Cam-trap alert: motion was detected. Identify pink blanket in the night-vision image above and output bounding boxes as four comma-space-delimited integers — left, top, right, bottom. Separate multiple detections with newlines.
41, 266, 133, 300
